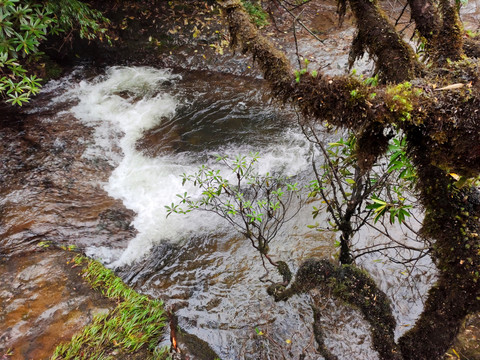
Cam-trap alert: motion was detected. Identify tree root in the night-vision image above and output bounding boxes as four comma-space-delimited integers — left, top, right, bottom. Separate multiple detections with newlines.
269, 259, 401, 360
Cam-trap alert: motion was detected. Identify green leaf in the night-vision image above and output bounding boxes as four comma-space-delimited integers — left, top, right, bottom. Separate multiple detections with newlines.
371, 198, 387, 205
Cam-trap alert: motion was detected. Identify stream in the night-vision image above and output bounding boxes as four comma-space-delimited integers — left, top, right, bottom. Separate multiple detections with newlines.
2, 0, 480, 357
0, 65, 436, 359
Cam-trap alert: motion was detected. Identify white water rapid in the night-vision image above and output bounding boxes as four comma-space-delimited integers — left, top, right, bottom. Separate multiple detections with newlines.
46, 66, 434, 360
64, 66, 313, 266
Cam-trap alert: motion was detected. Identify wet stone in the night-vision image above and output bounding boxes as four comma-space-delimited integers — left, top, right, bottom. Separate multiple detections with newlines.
0, 250, 115, 360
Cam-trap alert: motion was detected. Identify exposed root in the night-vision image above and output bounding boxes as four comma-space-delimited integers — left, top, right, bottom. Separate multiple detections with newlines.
270, 259, 401, 360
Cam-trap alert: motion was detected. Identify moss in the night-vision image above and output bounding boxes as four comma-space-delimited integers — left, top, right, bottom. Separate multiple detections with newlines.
293, 74, 372, 131
431, 0, 464, 65
355, 122, 390, 173
276, 260, 292, 284
330, 265, 399, 360
50, 255, 167, 360
241, 1, 269, 27
396, 147, 480, 359
224, 0, 293, 101
347, 0, 420, 83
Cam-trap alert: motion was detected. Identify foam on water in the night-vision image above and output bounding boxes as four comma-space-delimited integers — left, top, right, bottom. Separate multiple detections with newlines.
65, 66, 312, 266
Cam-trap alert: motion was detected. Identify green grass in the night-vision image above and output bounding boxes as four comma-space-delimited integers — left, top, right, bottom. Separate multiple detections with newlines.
241, 1, 269, 27
50, 255, 169, 360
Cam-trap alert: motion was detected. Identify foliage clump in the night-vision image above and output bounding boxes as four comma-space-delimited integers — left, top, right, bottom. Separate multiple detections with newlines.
0, 0, 109, 106
166, 153, 302, 269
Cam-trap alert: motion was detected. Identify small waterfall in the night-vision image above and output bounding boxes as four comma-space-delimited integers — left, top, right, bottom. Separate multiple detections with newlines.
64, 66, 314, 268
43, 65, 434, 360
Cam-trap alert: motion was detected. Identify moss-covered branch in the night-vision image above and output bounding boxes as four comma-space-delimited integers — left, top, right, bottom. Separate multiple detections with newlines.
433, 0, 464, 64
407, 0, 441, 43
269, 259, 401, 359
222, 0, 293, 100
407, 0, 466, 64
219, 0, 480, 177
347, 0, 420, 82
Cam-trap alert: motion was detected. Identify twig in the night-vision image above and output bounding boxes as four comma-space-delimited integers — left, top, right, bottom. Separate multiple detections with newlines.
275, 0, 325, 44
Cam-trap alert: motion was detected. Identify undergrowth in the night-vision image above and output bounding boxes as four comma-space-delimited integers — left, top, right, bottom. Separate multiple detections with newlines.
241, 1, 269, 27
50, 255, 169, 360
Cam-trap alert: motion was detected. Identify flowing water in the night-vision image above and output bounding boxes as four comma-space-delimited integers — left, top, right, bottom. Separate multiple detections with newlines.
1, 65, 436, 359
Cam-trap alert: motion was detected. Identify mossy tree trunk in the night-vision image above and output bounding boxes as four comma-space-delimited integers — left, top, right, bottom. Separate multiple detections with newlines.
407, 0, 440, 43
346, 0, 420, 82
406, 0, 470, 63
398, 140, 480, 359
218, 0, 480, 358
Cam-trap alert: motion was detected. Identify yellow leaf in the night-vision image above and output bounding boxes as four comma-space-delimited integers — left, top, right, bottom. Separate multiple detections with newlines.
449, 173, 460, 181
285, 339, 292, 344
193, 26, 200, 38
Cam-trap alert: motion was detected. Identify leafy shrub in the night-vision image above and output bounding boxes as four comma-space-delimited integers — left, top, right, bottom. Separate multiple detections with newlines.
0, 0, 109, 106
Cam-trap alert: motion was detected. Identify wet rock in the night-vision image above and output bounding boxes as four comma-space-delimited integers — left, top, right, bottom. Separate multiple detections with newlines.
172, 330, 220, 360
0, 249, 115, 360
117, 242, 178, 286
169, 312, 220, 360
0, 100, 136, 257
